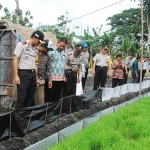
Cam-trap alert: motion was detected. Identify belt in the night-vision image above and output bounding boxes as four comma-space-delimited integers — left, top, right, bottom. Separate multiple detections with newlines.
72, 70, 77, 73
66, 70, 77, 74
96, 66, 107, 68
18, 69, 35, 72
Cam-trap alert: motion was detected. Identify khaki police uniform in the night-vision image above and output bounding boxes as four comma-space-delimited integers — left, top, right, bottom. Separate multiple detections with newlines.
93, 53, 110, 89
81, 51, 89, 90
14, 40, 38, 109
64, 51, 82, 96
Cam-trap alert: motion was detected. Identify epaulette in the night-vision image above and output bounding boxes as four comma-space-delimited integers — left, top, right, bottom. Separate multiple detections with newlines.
68, 53, 73, 56
22, 41, 27, 45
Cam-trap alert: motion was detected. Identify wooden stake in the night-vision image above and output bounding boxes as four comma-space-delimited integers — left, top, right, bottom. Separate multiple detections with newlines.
26, 110, 34, 135
139, 0, 144, 95
9, 113, 12, 139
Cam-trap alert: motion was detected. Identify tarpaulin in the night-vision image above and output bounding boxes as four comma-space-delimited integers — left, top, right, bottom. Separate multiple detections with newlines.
0, 85, 150, 141
0, 112, 12, 141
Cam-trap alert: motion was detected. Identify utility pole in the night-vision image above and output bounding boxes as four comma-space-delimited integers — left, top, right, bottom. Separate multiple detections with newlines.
15, 0, 19, 43
139, 0, 144, 95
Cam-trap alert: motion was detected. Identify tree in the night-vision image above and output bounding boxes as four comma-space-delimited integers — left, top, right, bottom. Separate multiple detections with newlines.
107, 8, 147, 38
131, 0, 150, 55
0, 3, 33, 27
37, 12, 76, 42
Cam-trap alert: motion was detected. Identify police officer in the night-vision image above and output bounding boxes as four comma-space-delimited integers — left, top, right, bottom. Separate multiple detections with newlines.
13, 30, 44, 109
92, 46, 111, 90
123, 53, 134, 84
64, 44, 82, 96
81, 42, 89, 91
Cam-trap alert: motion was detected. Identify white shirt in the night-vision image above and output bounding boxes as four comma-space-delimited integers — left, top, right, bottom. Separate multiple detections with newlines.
93, 53, 110, 67
14, 40, 38, 69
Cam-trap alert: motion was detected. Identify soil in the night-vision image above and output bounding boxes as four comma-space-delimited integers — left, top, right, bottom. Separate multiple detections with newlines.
0, 71, 150, 150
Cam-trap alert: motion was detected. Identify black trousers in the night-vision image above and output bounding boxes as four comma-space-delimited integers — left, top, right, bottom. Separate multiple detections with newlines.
15, 70, 36, 109
82, 67, 88, 90
63, 72, 77, 97
123, 68, 129, 84
45, 81, 64, 102
112, 78, 123, 88
137, 70, 146, 83
93, 66, 107, 90
142, 70, 146, 81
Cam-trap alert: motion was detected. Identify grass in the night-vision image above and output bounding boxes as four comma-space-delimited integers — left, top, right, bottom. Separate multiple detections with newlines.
48, 96, 150, 150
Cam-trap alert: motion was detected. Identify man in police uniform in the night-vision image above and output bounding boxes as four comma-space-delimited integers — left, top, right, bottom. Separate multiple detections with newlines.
81, 42, 90, 91
92, 46, 111, 90
64, 44, 82, 96
13, 30, 44, 109
123, 53, 134, 84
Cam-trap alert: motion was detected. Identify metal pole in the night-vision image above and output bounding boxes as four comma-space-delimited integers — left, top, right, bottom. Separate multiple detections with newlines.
139, 0, 144, 95
15, 0, 19, 43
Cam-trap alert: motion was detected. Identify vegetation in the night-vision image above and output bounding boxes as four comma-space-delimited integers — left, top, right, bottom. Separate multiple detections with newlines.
0, 3, 33, 27
37, 12, 77, 42
0, 1, 148, 59
49, 97, 150, 150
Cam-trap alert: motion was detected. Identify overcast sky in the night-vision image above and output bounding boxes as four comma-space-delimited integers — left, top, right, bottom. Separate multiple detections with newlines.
0, 0, 139, 35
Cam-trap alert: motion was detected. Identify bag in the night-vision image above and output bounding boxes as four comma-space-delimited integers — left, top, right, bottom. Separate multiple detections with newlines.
76, 82, 83, 95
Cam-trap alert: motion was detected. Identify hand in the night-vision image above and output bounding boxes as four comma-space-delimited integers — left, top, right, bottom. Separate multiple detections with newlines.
14, 76, 20, 85
136, 74, 138, 78
36, 83, 39, 87
64, 77, 67, 82
48, 82, 52, 88
92, 70, 95, 75
77, 77, 80, 83
126, 71, 128, 75
108, 72, 112, 77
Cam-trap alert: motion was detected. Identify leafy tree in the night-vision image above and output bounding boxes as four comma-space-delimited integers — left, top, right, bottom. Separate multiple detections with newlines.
107, 8, 147, 38
0, 3, 33, 27
37, 12, 76, 42
131, 0, 150, 55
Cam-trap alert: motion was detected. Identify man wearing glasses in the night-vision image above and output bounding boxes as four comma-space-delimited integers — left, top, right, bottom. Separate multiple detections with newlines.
92, 46, 111, 90
45, 38, 67, 102
13, 30, 44, 109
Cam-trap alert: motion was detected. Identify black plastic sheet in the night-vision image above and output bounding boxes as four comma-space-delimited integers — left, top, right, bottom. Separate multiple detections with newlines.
0, 112, 12, 141
0, 86, 145, 141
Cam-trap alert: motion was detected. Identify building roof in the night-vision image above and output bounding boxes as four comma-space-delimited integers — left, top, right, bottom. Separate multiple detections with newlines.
0, 19, 57, 45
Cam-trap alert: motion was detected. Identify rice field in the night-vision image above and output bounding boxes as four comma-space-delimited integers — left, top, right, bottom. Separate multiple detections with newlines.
49, 96, 150, 150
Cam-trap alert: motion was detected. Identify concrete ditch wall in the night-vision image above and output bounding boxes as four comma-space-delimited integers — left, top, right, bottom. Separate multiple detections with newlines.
25, 81, 150, 150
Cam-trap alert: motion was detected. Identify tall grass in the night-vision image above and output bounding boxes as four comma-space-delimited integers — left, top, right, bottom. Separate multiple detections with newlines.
48, 97, 150, 150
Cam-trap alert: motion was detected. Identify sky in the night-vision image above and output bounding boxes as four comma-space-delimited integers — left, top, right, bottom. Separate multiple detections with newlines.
0, 0, 139, 36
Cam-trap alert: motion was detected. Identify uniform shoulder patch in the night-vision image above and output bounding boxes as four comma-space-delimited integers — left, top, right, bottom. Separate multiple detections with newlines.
22, 41, 27, 45
68, 53, 73, 56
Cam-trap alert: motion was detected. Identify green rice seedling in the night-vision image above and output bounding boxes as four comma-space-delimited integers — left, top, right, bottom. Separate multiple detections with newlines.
48, 97, 150, 150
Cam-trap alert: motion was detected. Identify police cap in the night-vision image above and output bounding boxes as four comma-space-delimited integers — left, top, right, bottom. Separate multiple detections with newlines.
75, 44, 82, 53
31, 30, 44, 41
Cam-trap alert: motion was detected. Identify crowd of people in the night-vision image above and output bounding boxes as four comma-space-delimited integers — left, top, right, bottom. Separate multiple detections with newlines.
92, 46, 149, 89
13, 30, 150, 110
